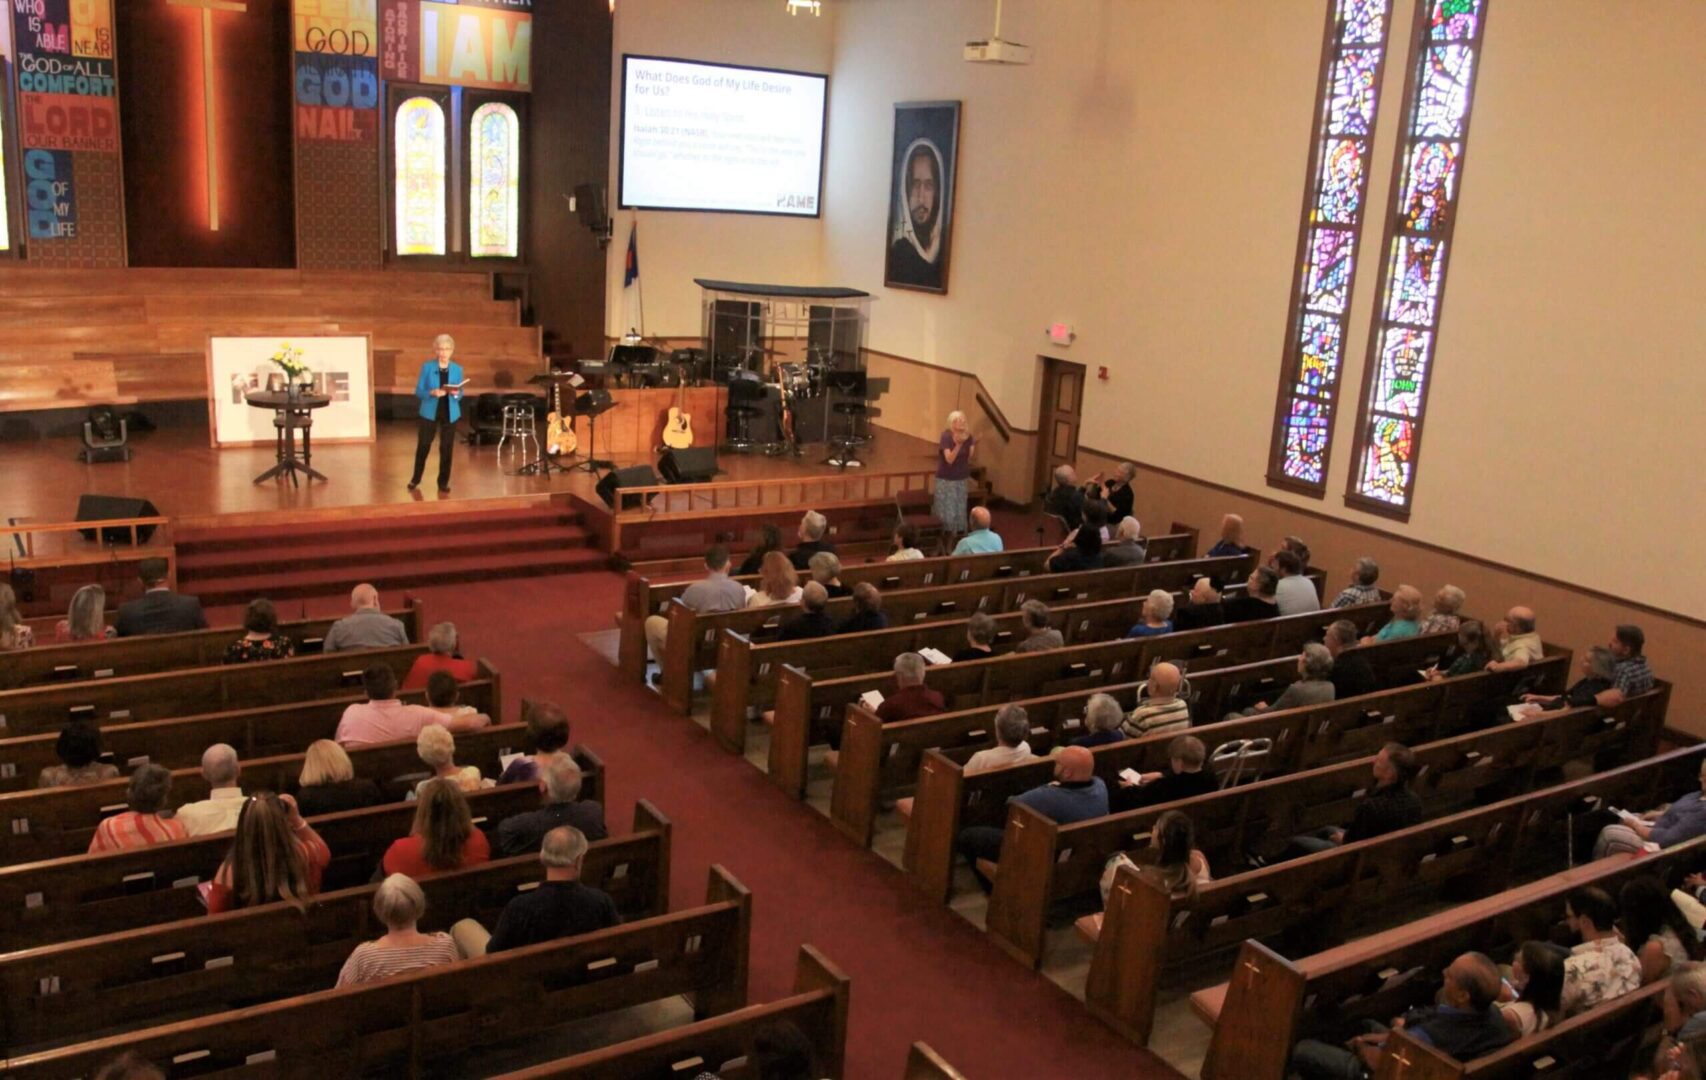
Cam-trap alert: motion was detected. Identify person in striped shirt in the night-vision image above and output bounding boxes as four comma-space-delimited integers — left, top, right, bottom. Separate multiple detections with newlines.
1120, 662, 1191, 740
88, 764, 187, 854
336, 874, 462, 987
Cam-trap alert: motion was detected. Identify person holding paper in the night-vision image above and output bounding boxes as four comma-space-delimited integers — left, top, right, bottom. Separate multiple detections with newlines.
409, 333, 466, 493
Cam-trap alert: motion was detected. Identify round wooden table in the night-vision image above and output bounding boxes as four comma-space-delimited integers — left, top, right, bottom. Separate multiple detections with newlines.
246, 391, 330, 485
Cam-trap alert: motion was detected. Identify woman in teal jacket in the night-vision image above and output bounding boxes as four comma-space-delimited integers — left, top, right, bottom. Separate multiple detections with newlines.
410, 334, 465, 493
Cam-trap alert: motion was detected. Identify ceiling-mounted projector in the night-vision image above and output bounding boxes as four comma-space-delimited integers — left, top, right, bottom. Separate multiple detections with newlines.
964, 0, 1030, 64
964, 37, 1031, 64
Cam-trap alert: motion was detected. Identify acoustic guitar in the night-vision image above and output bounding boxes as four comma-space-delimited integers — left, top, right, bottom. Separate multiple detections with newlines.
545, 378, 577, 456
662, 372, 693, 449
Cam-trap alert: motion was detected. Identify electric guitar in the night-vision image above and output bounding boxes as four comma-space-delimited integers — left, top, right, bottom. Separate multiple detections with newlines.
662, 371, 693, 449
545, 379, 578, 456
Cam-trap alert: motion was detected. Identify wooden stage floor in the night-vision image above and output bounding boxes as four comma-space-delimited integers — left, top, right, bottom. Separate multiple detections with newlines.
3, 418, 940, 529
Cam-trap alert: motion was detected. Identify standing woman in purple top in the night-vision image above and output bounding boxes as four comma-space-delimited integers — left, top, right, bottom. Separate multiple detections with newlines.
934, 410, 975, 542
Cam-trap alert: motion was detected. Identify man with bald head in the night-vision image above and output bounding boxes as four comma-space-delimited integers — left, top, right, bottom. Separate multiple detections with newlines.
1121, 661, 1191, 739
1291, 951, 1513, 1078
1043, 464, 1086, 531
324, 583, 409, 652
1487, 605, 1543, 671
951, 505, 1005, 555
955, 744, 1109, 892
174, 744, 245, 836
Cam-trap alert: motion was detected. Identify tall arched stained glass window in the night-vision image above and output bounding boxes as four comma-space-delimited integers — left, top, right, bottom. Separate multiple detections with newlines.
395, 96, 447, 257
1346, 0, 1491, 517
469, 102, 520, 258
1267, 0, 1398, 493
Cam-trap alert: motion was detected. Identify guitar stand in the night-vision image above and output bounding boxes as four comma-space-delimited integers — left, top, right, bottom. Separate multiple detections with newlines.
516, 451, 571, 477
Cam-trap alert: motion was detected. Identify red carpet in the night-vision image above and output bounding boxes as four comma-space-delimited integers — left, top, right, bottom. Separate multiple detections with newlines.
357, 566, 1186, 1079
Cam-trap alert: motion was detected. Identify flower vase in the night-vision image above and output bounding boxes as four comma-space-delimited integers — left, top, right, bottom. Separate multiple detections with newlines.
286, 380, 301, 404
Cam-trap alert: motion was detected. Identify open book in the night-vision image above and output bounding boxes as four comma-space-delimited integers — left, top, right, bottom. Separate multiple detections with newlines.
859, 690, 885, 711
918, 647, 953, 666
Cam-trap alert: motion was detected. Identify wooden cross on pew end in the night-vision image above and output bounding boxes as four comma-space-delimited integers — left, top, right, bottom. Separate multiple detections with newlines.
167, 0, 249, 232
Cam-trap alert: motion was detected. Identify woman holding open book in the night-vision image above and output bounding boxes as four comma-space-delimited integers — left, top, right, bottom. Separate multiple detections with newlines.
409, 333, 465, 494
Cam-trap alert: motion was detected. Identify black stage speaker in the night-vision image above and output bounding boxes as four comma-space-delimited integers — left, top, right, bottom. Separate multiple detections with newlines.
595, 464, 659, 508
658, 446, 717, 485
76, 494, 159, 544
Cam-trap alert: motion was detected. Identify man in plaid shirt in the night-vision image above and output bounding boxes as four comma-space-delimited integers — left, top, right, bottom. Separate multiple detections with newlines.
1604, 623, 1654, 704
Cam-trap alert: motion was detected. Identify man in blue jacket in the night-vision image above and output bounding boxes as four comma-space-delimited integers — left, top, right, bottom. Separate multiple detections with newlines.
409, 334, 464, 493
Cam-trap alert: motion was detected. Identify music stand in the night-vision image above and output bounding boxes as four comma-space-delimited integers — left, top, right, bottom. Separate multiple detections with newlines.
516, 372, 580, 477
571, 389, 618, 473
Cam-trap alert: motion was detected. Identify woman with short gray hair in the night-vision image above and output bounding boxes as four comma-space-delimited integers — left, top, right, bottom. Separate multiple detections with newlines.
934, 410, 975, 537
1126, 589, 1176, 638
336, 873, 462, 985
1075, 693, 1129, 748
403, 620, 478, 690
86, 763, 188, 852
1420, 585, 1467, 635
963, 704, 1037, 773
1224, 643, 1337, 719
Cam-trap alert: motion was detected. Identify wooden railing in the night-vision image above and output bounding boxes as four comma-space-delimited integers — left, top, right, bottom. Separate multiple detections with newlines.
608, 469, 936, 520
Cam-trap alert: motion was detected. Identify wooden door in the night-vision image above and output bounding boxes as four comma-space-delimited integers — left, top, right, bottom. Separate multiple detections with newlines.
1033, 357, 1087, 496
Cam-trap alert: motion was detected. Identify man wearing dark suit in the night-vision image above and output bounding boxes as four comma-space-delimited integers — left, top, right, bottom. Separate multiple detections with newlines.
115, 558, 207, 637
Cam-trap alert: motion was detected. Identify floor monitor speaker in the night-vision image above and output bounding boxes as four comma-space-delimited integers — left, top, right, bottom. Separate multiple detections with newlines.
658, 446, 717, 485
595, 464, 660, 508
76, 494, 160, 544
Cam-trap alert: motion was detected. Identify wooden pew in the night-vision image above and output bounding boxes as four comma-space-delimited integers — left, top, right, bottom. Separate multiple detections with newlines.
0, 801, 671, 1055
488, 945, 850, 1080
827, 600, 1401, 844
988, 690, 1668, 969
2, 865, 753, 1080
767, 580, 1366, 800
0, 601, 423, 689
0, 670, 501, 795
0, 721, 543, 864
898, 633, 1510, 900
1088, 710, 1684, 1053
905, 1042, 971, 1079
706, 570, 1301, 754
0, 643, 430, 735
0, 772, 600, 949
1373, 981, 1665, 1079
614, 532, 1201, 682
1191, 832, 1706, 1079
662, 552, 1260, 717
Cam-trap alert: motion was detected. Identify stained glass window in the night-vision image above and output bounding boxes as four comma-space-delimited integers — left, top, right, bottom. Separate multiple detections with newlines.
1347, 0, 1491, 515
469, 102, 520, 258
1267, 0, 1398, 491
395, 96, 447, 257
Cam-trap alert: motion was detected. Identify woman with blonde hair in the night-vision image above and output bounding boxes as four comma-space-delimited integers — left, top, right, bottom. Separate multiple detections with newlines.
413, 724, 486, 795
382, 779, 489, 878
744, 550, 802, 607
335, 873, 461, 986
205, 792, 331, 913
934, 409, 975, 538
295, 739, 383, 817
0, 582, 35, 650
55, 584, 114, 642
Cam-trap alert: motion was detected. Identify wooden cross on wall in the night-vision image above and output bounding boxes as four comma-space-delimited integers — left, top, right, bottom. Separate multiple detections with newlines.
167, 0, 248, 231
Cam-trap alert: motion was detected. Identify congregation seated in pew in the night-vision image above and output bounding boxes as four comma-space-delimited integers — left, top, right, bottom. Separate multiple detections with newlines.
888, 522, 925, 562
56, 584, 116, 643
383, 780, 491, 877
807, 550, 851, 598
174, 742, 245, 836
1014, 599, 1061, 652
1223, 565, 1279, 621
496, 752, 607, 856
1266, 741, 1423, 864
1100, 516, 1146, 567
1120, 661, 1190, 740
1420, 583, 1468, 635
737, 523, 785, 576
1124, 588, 1175, 638
1046, 521, 1103, 573
38, 719, 119, 789
323, 583, 409, 652
875, 652, 946, 724
952, 505, 1004, 555
1497, 939, 1570, 1037
644, 544, 746, 679
206, 791, 331, 913
1561, 885, 1644, 1015
1110, 733, 1214, 813
1074, 693, 1128, 749
837, 581, 889, 634
115, 557, 208, 637
87, 763, 187, 853
1487, 604, 1545, 671
1290, 951, 1515, 1079
1273, 549, 1320, 616
957, 745, 1108, 893
1422, 618, 1493, 683
336, 872, 462, 987
336, 664, 486, 747
1621, 876, 1698, 983
410, 723, 490, 796
746, 551, 803, 608
496, 699, 573, 786
401, 620, 478, 688
951, 610, 997, 662
1173, 575, 1225, 631
788, 510, 836, 570
451, 825, 619, 957
1332, 556, 1384, 609
224, 597, 294, 663
1098, 808, 1211, 906
1206, 513, 1250, 559
1365, 584, 1425, 643
295, 739, 384, 816
1326, 618, 1382, 697
965, 705, 1036, 773
1590, 755, 1706, 859
778, 582, 835, 640
1223, 642, 1336, 719
0, 582, 35, 650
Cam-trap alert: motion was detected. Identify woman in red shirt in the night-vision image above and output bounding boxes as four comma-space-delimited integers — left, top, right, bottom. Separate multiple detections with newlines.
206, 792, 331, 914
382, 780, 490, 878
401, 621, 479, 690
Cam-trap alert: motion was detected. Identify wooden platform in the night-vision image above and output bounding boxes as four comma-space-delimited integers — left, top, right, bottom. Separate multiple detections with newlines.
0, 418, 940, 532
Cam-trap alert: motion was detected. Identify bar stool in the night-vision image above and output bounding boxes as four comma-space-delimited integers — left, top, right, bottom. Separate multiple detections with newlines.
497, 402, 538, 475
272, 411, 313, 486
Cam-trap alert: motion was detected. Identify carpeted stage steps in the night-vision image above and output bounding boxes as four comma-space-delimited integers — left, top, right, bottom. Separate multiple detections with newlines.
176, 505, 605, 606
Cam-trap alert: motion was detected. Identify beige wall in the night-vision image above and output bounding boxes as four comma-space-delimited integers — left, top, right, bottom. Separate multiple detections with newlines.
607, 1, 1706, 620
